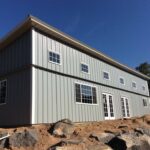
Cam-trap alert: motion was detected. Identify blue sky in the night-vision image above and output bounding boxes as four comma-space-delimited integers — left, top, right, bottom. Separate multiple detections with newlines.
0, 0, 150, 68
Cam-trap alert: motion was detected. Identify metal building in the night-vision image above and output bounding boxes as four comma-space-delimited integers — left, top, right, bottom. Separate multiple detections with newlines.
0, 15, 149, 126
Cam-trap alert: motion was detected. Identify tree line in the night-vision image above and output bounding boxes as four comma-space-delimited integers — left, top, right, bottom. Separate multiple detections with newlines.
135, 62, 150, 92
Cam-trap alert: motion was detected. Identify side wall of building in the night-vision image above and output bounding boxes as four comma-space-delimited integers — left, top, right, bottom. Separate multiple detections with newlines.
0, 69, 32, 126
0, 30, 32, 126
0, 31, 32, 75
31, 29, 150, 124
33, 29, 149, 96
32, 68, 150, 124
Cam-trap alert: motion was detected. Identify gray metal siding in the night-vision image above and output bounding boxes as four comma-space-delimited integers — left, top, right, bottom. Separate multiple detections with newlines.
0, 30, 31, 75
0, 30, 32, 126
33, 30, 149, 96
33, 68, 150, 124
0, 69, 31, 126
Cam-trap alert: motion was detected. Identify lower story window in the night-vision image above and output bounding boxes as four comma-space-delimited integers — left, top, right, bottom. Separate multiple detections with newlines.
75, 83, 97, 104
143, 99, 148, 107
0, 80, 7, 104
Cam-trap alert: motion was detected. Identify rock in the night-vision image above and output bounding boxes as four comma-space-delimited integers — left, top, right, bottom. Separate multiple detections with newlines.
134, 128, 144, 135
0, 132, 9, 148
118, 125, 128, 129
142, 128, 150, 136
107, 136, 127, 150
104, 130, 121, 136
142, 115, 150, 124
120, 132, 150, 150
134, 127, 150, 136
49, 146, 83, 150
9, 130, 38, 148
61, 139, 84, 145
52, 119, 75, 138
86, 144, 112, 150
90, 132, 115, 143
49, 138, 84, 150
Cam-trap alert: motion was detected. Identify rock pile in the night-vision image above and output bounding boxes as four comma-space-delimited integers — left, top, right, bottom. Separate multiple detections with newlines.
0, 115, 149, 150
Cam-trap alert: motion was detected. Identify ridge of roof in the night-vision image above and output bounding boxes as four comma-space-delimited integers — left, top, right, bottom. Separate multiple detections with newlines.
0, 15, 150, 80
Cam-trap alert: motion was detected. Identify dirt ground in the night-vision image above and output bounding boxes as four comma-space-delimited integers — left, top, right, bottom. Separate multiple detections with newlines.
0, 114, 150, 150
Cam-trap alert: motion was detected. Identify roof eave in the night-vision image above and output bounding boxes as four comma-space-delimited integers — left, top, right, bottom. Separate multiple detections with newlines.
0, 15, 150, 81
30, 16, 150, 81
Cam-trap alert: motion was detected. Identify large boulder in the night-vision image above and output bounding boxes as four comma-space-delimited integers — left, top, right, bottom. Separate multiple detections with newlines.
107, 136, 127, 150
9, 129, 38, 148
90, 132, 115, 143
52, 119, 75, 138
120, 132, 150, 150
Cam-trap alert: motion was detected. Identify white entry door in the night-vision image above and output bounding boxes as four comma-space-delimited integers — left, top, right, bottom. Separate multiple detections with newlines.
121, 97, 130, 118
102, 93, 115, 120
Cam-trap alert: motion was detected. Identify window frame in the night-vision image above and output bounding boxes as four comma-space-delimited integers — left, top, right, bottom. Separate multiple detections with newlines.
103, 71, 110, 80
119, 77, 125, 85
142, 85, 146, 91
120, 96, 130, 118
80, 62, 89, 74
0, 79, 7, 105
102, 93, 115, 120
48, 50, 61, 65
75, 82, 98, 105
132, 81, 137, 89
142, 98, 148, 107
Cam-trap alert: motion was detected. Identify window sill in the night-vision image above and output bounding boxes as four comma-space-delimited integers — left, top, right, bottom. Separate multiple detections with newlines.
76, 102, 98, 106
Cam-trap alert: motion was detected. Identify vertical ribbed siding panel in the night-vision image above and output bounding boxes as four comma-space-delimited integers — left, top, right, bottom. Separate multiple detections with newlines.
43, 71, 48, 123
67, 77, 73, 121
33, 68, 150, 124
56, 74, 61, 121
60, 76, 64, 118
48, 72, 53, 122
38, 69, 43, 122
34, 30, 149, 96
43, 35, 47, 68
34, 68, 38, 123
0, 31, 31, 75
52, 74, 57, 122
0, 69, 31, 126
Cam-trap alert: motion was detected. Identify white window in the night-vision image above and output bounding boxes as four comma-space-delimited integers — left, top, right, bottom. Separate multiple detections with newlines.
0, 80, 7, 104
49, 51, 60, 64
132, 82, 136, 88
75, 83, 97, 104
143, 99, 148, 107
102, 93, 114, 120
81, 63, 89, 73
120, 77, 125, 85
103, 72, 109, 80
121, 97, 130, 117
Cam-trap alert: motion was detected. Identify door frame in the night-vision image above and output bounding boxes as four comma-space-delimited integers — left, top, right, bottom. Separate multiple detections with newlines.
102, 93, 115, 120
121, 96, 130, 118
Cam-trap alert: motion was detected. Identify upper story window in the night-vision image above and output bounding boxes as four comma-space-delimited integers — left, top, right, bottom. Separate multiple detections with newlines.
143, 99, 148, 107
103, 72, 110, 80
132, 82, 136, 88
120, 77, 125, 85
142, 86, 146, 91
75, 83, 97, 104
0, 80, 7, 104
49, 51, 60, 64
81, 63, 89, 73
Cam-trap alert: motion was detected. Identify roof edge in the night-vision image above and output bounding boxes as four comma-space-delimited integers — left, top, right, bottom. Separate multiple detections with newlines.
0, 15, 150, 81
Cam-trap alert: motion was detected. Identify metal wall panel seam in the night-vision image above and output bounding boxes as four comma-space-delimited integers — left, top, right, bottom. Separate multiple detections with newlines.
31, 29, 36, 124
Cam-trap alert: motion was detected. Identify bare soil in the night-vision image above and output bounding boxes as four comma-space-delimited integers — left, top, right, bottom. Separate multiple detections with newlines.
0, 115, 150, 150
